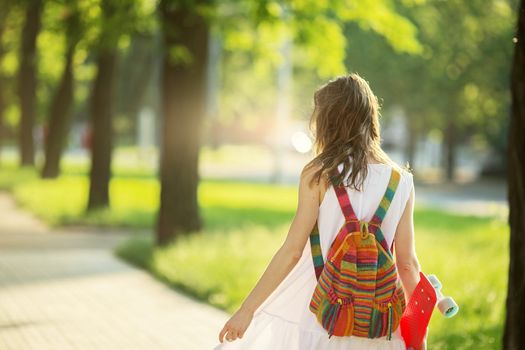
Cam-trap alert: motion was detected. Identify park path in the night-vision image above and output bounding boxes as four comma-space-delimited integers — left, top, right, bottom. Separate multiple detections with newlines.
415, 179, 507, 218
0, 193, 229, 350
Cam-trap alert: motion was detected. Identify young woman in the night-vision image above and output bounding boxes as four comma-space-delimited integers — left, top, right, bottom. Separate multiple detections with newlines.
214, 73, 425, 350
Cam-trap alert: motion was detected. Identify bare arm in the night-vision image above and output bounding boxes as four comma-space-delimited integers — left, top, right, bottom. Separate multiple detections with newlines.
218, 163, 321, 343
395, 185, 421, 299
394, 182, 427, 348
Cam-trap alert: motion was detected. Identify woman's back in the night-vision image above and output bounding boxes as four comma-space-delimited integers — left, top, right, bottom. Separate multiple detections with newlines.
318, 162, 414, 260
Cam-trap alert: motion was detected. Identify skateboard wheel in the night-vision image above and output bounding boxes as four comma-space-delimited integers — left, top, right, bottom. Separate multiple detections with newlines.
438, 296, 459, 318
427, 274, 442, 290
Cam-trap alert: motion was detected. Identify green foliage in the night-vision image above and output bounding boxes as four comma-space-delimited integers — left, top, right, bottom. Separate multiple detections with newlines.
327, 0, 423, 54
0, 3, 23, 131
215, 0, 423, 131
220, 0, 422, 77
167, 45, 194, 65
0, 0, 158, 138
345, 0, 517, 159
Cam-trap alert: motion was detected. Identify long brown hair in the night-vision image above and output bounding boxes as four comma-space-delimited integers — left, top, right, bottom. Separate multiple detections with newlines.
305, 73, 402, 190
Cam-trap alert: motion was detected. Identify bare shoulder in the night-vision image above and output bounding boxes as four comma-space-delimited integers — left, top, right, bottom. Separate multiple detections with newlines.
299, 161, 331, 209
300, 160, 324, 186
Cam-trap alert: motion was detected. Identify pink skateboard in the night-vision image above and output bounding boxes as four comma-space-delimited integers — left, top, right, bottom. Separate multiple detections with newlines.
400, 272, 459, 350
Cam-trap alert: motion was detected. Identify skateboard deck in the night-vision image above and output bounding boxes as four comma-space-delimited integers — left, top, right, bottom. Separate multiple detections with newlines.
400, 272, 437, 350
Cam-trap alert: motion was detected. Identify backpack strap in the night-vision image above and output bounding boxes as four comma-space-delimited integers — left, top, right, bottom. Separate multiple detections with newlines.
368, 168, 401, 252
309, 220, 324, 280
309, 166, 358, 281
370, 168, 401, 226
330, 170, 359, 224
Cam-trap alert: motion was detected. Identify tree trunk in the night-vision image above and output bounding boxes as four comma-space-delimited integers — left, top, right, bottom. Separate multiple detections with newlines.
41, 46, 75, 178
17, 0, 43, 167
86, 0, 122, 211
0, 14, 7, 162
443, 120, 457, 182
503, 2, 525, 349
156, 0, 209, 246
87, 49, 117, 210
41, 6, 81, 178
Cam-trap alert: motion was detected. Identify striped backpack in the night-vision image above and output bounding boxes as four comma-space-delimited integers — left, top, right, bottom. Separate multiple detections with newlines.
309, 166, 406, 340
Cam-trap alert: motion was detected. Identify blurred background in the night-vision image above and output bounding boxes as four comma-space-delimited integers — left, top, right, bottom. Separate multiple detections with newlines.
0, 0, 517, 349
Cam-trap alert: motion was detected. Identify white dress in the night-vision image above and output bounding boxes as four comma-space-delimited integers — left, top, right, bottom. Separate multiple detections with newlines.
213, 163, 414, 350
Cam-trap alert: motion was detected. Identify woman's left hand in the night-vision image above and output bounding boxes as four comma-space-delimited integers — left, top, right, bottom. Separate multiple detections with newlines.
218, 306, 254, 343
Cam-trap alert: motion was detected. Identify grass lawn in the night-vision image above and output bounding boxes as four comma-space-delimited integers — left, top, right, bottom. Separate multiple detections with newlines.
0, 160, 508, 349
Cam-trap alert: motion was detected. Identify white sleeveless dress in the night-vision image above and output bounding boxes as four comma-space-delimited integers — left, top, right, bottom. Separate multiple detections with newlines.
213, 163, 414, 350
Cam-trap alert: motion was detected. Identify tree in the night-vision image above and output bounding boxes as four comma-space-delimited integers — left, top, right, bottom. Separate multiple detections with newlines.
86, 0, 122, 210
41, 4, 82, 178
156, 0, 210, 245
86, 0, 154, 210
17, 0, 43, 167
503, 1, 525, 348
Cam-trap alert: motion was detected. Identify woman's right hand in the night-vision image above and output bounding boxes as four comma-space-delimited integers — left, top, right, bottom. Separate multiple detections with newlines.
218, 306, 254, 343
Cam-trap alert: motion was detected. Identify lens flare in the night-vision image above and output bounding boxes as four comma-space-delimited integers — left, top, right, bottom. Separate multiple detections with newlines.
291, 131, 312, 153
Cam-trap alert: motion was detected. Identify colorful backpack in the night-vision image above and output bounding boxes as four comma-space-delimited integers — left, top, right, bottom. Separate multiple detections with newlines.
309, 166, 406, 340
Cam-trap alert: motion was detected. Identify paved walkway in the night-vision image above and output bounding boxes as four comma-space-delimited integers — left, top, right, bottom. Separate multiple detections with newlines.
0, 193, 229, 350
415, 179, 507, 218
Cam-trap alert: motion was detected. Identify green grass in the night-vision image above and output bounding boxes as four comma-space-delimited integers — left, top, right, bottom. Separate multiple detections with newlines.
0, 160, 508, 349
0, 163, 296, 229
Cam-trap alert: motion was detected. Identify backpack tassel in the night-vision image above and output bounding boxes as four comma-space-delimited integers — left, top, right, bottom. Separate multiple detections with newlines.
324, 302, 342, 339
386, 302, 393, 340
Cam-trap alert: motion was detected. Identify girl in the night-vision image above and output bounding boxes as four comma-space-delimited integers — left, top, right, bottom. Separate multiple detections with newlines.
214, 73, 425, 350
